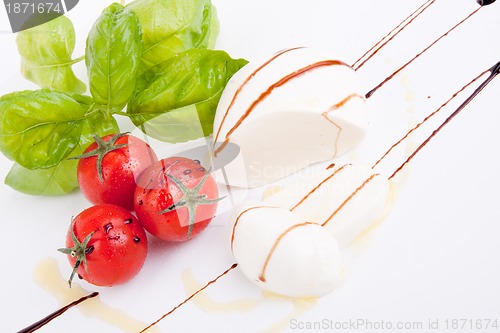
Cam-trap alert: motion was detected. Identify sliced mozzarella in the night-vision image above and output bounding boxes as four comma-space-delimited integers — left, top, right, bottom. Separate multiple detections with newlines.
230, 202, 344, 298
264, 163, 392, 248
213, 47, 368, 188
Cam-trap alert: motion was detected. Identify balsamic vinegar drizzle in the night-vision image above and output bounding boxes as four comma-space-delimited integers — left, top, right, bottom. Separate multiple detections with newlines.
352, 0, 436, 71
258, 222, 315, 283
17, 292, 99, 333
138, 264, 238, 333
365, 6, 483, 99
290, 164, 351, 211
321, 174, 379, 227
388, 60, 500, 179
231, 206, 278, 250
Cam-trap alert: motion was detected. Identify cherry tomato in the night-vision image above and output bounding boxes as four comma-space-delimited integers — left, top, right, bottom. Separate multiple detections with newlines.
74, 133, 158, 210
58, 204, 148, 287
134, 157, 222, 242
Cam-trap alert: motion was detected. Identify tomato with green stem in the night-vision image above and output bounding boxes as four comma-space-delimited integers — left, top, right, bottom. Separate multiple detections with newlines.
134, 157, 223, 242
71, 132, 158, 210
58, 204, 148, 287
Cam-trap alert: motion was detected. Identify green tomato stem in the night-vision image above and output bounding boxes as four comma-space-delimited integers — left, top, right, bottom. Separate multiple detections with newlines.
159, 171, 225, 239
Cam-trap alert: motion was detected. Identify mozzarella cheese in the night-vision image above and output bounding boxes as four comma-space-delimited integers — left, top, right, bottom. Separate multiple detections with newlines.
230, 202, 344, 298
212, 47, 368, 188
264, 163, 391, 248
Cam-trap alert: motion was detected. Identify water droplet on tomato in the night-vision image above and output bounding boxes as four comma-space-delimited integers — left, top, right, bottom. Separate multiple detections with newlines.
104, 223, 113, 234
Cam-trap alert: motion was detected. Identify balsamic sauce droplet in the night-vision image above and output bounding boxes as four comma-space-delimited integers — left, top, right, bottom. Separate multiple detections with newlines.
124, 218, 133, 224
133, 236, 141, 243
477, 0, 496, 6
183, 169, 192, 175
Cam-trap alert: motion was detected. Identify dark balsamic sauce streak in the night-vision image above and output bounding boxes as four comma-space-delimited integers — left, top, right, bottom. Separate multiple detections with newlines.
389, 61, 500, 180
290, 164, 351, 212
372, 67, 490, 169
365, 7, 482, 99
138, 264, 239, 333
352, 0, 436, 71
17, 292, 99, 333
258, 222, 315, 282
231, 206, 278, 251
322, 174, 379, 227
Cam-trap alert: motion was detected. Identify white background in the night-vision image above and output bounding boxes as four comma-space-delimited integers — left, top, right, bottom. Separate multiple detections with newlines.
1, 0, 500, 332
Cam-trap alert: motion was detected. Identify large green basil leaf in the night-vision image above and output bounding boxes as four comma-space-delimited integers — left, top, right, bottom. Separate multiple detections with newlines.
127, 0, 218, 72
0, 89, 87, 169
86, 3, 142, 114
5, 110, 118, 196
127, 49, 248, 143
16, 15, 86, 94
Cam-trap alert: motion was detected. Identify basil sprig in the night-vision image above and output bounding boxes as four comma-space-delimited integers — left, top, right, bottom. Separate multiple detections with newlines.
0, 0, 245, 196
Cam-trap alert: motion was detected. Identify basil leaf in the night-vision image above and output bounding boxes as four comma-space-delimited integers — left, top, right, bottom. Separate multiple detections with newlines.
0, 89, 87, 169
16, 15, 86, 94
5, 110, 118, 196
127, 49, 248, 143
127, 0, 218, 72
5, 161, 79, 196
86, 3, 142, 114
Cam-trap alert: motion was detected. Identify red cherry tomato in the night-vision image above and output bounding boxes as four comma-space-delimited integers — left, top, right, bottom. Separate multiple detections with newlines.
59, 204, 148, 287
134, 157, 222, 242
74, 133, 158, 210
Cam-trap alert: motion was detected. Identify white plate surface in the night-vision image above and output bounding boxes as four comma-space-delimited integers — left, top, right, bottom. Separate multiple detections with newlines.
1, 1, 499, 332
